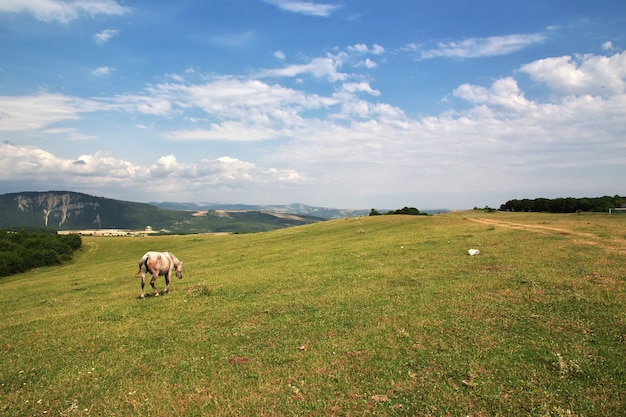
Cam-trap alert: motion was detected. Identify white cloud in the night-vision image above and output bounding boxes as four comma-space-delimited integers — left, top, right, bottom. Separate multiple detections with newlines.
363, 58, 377, 69
0, 143, 305, 199
371, 44, 385, 55
263, 0, 340, 17
146, 78, 336, 121
93, 29, 119, 45
166, 73, 185, 82
416, 33, 546, 59
109, 93, 172, 115
0, 144, 143, 184
259, 54, 349, 82
341, 82, 380, 96
259, 44, 384, 82
348, 43, 385, 55
349, 44, 369, 54
43, 127, 95, 141
453, 77, 533, 112
0, 0, 131, 24
602, 41, 614, 51
259, 56, 348, 82
92, 66, 114, 76
0, 93, 101, 131
347, 44, 384, 68
164, 122, 280, 142
519, 51, 626, 95
2, 48, 624, 207
274, 50, 286, 60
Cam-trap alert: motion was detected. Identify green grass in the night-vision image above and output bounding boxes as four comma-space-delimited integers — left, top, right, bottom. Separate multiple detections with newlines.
1, 211, 625, 416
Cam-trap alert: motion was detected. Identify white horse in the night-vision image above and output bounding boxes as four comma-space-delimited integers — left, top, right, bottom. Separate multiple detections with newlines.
136, 251, 184, 299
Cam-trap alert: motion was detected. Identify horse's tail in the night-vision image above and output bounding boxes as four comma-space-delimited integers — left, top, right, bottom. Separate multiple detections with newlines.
136, 253, 150, 276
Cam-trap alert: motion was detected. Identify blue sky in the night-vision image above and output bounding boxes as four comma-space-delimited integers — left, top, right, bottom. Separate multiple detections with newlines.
1, 0, 625, 210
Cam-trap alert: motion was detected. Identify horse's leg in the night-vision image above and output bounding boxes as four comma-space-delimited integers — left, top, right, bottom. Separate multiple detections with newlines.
150, 272, 159, 296
163, 272, 171, 294
140, 272, 146, 299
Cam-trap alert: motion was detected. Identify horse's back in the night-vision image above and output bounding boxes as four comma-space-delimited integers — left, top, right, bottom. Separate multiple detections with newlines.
145, 251, 170, 273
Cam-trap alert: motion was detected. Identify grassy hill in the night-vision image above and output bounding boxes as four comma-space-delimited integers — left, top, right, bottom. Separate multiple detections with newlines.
0, 191, 322, 233
1, 211, 625, 415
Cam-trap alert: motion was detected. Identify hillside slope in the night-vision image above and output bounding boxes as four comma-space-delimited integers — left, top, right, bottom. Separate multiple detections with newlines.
1, 212, 625, 415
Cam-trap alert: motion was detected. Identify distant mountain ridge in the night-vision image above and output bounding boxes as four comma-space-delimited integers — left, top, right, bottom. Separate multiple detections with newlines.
0, 191, 323, 233
150, 202, 449, 217
150, 202, 372, 219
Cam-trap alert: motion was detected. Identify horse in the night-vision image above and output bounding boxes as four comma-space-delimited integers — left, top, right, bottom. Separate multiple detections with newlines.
136, 251, 184, 299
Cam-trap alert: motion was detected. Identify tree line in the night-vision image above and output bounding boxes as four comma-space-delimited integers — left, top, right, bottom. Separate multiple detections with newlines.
369, 207, 428, 216
499, 195, 624, 213
0, 228, 82, 277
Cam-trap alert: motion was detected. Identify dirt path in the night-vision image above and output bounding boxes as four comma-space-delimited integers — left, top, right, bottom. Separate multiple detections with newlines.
468, 217, 626, 255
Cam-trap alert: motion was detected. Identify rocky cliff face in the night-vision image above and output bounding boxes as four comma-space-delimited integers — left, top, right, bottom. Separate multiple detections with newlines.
13, 192, 101, 228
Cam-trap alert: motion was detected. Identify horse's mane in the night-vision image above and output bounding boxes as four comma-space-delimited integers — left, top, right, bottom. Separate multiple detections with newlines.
167, 252, 181, 266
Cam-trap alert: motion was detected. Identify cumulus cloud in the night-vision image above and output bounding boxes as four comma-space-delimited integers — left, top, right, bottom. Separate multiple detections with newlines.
2, 48, 624, 206
263, 51, 626, 200
453, 77, 533, 112
414, 33, 546, 59
519, 51, 626, 95
0, 144, 142, 184
0, 0, 131, 24
263, 0, 340, 17
0, 143, 305, 199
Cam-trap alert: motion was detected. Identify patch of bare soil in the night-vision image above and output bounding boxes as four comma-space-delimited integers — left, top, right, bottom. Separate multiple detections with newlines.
468, 218, 626, 255
213, 210, 231, 218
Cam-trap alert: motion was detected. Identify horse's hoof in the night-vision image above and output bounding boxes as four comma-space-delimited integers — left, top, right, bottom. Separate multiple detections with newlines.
154, 293, 159, 297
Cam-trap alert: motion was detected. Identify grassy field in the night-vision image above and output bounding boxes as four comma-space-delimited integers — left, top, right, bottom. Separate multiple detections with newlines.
1, 211, 625, 416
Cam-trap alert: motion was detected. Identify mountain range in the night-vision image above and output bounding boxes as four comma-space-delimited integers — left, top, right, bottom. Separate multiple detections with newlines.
0, 191, 326, 234
149, 201, 372, 219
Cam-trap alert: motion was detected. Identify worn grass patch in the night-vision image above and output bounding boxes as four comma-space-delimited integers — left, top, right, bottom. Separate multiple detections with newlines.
1, 211, 625, 416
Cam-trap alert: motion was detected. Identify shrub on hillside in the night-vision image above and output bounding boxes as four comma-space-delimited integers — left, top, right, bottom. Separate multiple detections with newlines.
0, 230, 82, 277
369, 207, 427, 216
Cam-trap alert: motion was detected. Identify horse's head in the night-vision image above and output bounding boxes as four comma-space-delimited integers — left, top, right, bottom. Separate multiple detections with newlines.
176, 261, 184, 279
